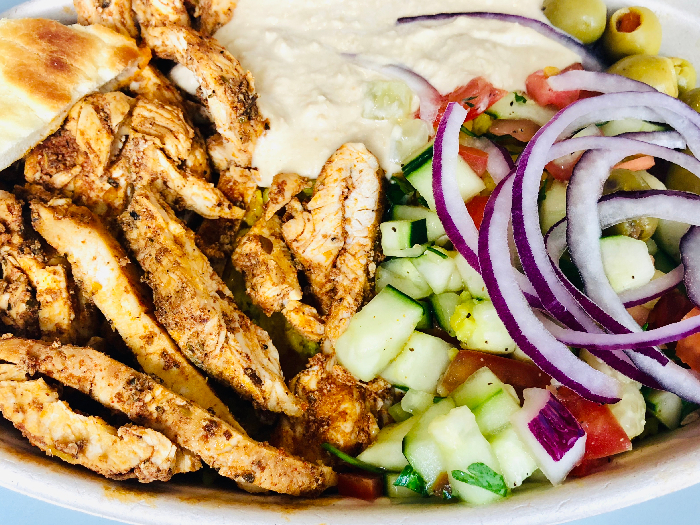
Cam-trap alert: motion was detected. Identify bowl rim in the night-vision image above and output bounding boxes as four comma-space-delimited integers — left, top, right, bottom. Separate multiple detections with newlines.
1, 0, 700, 523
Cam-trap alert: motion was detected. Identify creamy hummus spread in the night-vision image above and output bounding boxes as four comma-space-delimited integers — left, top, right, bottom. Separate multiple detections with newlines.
215, 0, 581, 186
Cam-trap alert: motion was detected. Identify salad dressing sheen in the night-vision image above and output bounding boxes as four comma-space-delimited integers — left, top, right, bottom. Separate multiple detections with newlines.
215, 0, 580, 186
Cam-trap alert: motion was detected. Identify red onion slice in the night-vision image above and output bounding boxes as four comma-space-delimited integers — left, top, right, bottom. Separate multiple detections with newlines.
480, 175, 621, 403
548, 70, 655, 94
346, 55, 443, 125
463, 136, 516, 183
433, 102, 481, 269
396, 12, 605, 72
681, 226, 700, 307
510, 388, 586, 485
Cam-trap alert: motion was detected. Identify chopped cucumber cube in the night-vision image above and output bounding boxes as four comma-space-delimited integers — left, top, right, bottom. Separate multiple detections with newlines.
600, 235, 655, 293
473, 390, 521, 438
363, 80, 415, 120
428, 406, 505, 505
336, 285, 424, 381
485, 91, 556, 127
357, 417, 417, 471
391, 205, 447, 242
599, 119, 666, 137
403, 398, 455, 491
392, 119, 432, 164
451, 366, 506, 409
644, 388, 683, 430
401, 389, 435, 415
430, 292, 461, 337
381, 219, 428, 257
454, 253, 489, 299
653, 219, 690, 263
388, 400, 413, 423
411, 246, 458, 295
380, 331, 457, 394
416, 300, 433, 330
489, 426, 538, 489
451, 297, 517, 354
406, 155, 485, 211
375, 258, 433, 299
539, 179, 567, 235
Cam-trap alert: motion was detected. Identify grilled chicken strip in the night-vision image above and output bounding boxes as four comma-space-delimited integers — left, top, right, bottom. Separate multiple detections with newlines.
282, 143, 382, 325
191, 0, 237, 36
120, 190, 302, 416
133, 0, 190, 28
30, 200, 240, 430
233, 215, 325, 342
0, 258, 37, 337
0, 374, 199, 482
142, 24, 267, 168
274, 353, 391, 464
25, 92, 134, 216
75, 0, 139, 38
0, 191, 80, 343
265, 173, 310, 221
322, 147, 383, 351
0, 337, 336, 496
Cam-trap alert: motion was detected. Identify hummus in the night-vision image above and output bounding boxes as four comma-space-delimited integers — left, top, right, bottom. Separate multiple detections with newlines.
215, 0, 581, 186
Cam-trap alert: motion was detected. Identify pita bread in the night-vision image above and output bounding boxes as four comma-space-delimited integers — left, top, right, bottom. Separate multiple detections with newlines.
0, 18, 146, 171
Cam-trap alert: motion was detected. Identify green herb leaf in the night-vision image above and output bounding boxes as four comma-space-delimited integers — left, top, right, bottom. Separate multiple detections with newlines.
642, 322, 649, 331
321, 443, 385, 475
393, 465, 428, 496
451, 463, 508, 497
514, 93, 528, 104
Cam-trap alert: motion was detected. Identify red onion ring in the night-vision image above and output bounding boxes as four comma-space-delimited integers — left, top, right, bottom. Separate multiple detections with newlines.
478, 173, 622, 403
433, 102, 481, 269
547, 70, 655, 94
396, 12, 605, 72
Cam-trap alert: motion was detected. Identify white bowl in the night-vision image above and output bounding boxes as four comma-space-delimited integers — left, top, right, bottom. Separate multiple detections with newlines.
1, 1, 700, 523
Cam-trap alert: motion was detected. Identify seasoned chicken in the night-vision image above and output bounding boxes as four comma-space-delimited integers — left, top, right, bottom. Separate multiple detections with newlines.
233, 215, 325, 342
0, 337, 336, 496
233, 215, 302, 316
282, 149, 350, 313
265, 172, 310, 221
274, 353, 391, 464
0, 375, 199, 482
30, 199, 240, 430
0, 258, 37, 337
26, 93, 239, 221
25, 92, 134, 216
322, 147, 383, 351
142, 24, 267, 168
191, 0, 237, 36
75, 0, 139, 39
282, 143, 381, 323
0, 191, 80, 343
133, 0, 190, 28
119, 189, 302, 416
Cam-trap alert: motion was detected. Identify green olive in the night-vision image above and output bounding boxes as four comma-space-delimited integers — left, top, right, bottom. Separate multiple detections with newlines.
681, 88, 700, 113
671, 58, 697, 96
543, 0, 607, 45
608, 55, 679, 98
602, 6, 662, 61
666, 150, 700, 194
603, 169, 659, 240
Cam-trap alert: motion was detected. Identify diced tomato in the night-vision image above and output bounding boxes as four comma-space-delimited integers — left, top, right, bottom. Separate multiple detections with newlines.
554, 387, 632, 462
568, 457, 611, 478
488, 119, 540, 142
647, 288, 694, 331
674, 307, 700, 373
525, 63, 583, 110
627, 304, 651, 327
436, 349, 551, 397
434, 77, 507, 127
459, 145, 489, 177
613, 155, 656, 171
546, 151, 584, 181
465, 195, 490, 230
337, 472, 383, 501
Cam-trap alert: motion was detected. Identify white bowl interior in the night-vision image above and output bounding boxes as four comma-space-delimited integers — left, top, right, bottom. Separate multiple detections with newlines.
1, 1, 700, 523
